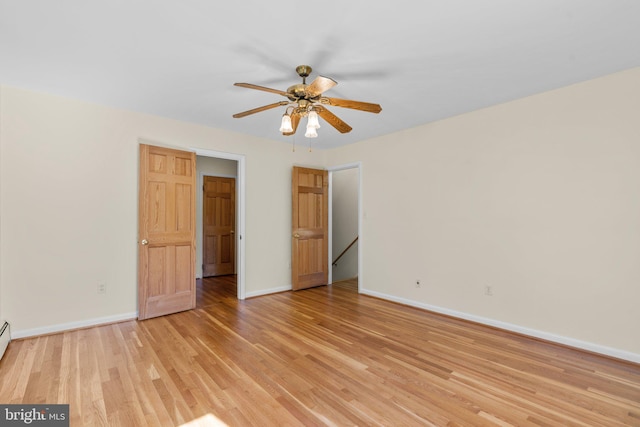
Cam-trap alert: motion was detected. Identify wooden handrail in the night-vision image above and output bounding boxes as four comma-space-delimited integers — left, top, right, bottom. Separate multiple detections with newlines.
332, 236, 358, 266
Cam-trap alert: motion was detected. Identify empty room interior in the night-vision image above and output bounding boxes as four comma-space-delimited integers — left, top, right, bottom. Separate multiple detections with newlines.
0, 2, 639, 426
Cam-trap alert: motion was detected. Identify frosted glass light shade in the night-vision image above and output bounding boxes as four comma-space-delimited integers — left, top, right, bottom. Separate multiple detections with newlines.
305, 124, 318, 138
279, 115, 293, 133
307, 110, 320, 129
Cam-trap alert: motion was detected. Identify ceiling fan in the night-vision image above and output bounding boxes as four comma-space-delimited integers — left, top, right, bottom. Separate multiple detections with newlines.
232, 65, 382, 138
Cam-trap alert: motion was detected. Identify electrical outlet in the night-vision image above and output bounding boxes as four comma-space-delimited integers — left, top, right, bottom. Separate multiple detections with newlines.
415, 280, 421, 288
97, 282, 107, 294
485, 285, 493, 296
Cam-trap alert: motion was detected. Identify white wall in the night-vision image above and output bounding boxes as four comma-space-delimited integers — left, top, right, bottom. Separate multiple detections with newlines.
0, 85, 322, 336
195, 156, 237, 279
2, 66, 640, 362
331, 168, 359, 282
324, 67, 640, 360
0, 85, 3, 325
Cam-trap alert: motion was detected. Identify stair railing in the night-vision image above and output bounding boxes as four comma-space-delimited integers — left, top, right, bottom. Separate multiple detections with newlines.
332, 236, 358, 267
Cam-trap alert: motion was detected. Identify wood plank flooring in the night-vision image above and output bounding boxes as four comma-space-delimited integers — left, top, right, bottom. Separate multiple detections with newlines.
1, 276, 639, 426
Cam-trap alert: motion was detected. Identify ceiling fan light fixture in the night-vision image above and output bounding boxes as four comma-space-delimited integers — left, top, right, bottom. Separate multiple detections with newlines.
233, 64, 381, 139
279, 114, 293, 133
305, 123, 318, 138
307, 110, 320, 129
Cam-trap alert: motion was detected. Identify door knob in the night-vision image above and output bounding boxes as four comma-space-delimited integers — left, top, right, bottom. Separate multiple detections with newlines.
141, 239, 149, 245
293, 233, 300, 238
230, 230, 235, 234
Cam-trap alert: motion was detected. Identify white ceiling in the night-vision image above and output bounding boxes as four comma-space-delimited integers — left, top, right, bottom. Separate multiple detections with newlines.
1, 1, 639, 149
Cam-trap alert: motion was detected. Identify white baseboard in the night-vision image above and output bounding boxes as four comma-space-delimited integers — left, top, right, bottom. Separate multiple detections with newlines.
11, 312, 138, 339
360, 288, 640, 364
245, 285, 291, 299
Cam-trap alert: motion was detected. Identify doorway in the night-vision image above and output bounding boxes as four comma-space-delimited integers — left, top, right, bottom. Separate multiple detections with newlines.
194, 148, 246, 300
328, 163, 362, 290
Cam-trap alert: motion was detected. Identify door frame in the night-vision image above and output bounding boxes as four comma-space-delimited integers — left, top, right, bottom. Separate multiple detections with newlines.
327, 162, 362, 289
193, 148, 246, 300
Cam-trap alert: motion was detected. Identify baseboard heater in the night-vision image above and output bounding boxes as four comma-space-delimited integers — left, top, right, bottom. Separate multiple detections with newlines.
0, 321, 10, 361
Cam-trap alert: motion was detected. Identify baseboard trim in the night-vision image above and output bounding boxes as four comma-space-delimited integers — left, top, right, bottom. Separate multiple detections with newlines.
245, 285, 291, 299
11, 312, 138, 339
360, 288, 640, 364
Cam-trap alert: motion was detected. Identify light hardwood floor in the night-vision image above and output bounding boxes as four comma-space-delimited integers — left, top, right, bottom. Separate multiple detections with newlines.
1, 277, 639, 426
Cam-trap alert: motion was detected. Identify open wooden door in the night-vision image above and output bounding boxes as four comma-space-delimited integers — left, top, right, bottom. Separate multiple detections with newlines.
138, 144, 196, 320
203, 176, 235, 277
292, 166, 328, 290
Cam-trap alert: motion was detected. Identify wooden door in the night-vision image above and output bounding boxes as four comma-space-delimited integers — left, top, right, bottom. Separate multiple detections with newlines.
138, 144, 196, 320
203, 176, 236, 277
292, 166, 328, 290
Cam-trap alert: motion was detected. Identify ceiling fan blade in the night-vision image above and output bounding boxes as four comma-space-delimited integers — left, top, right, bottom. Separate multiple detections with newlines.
323, 97, 382, 113
234, 83, 290, 97
316, 107, 352, 134
283, 112, 301, 136
233, 101, 289, 118
305, 76, 337, 98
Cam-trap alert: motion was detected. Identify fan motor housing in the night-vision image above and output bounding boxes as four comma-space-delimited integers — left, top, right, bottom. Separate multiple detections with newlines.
287, 83, 308, 100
